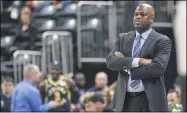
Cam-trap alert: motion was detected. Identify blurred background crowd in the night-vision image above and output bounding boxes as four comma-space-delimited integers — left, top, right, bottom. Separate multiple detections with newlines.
0, 0, 186, 112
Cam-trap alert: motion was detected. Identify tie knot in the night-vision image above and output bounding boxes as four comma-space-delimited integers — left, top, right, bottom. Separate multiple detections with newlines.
136, 35, 142, 41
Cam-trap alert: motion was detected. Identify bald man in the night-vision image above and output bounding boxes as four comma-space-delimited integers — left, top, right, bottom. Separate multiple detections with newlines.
106, 4, 172, 111
87, 72, 108, 92
11, 64, 59, 112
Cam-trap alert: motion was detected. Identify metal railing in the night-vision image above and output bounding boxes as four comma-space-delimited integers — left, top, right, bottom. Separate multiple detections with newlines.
77, 1, 116, 68
41, 31, 73, 76
13, 50, 42, 84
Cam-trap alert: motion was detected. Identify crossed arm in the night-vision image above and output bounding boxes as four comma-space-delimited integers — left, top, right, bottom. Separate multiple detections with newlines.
106, 35, 172, 79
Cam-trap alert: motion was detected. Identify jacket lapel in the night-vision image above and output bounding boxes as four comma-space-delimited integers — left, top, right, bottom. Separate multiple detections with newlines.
139, 29, 156, 57
125, 31, 136, 57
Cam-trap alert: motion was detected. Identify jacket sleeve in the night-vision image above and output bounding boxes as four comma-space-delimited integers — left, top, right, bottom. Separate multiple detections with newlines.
106, 34, 134, 71
130, 36, 172, 79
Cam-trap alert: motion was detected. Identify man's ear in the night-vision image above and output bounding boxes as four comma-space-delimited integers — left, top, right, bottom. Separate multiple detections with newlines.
150, 16, 154, 23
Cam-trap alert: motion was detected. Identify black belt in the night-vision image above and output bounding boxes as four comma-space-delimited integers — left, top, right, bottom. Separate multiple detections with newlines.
126, 91, 145, 97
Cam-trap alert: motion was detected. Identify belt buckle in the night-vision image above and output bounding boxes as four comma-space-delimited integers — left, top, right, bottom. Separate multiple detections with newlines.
131, 92, 136, 96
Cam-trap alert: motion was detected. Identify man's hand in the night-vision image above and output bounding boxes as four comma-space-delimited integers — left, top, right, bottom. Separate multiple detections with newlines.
115, 51, 124, 57
48, 101, 60, 108
139, 58, 152, 65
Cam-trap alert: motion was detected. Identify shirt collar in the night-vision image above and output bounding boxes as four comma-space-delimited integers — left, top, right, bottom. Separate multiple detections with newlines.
23, 79, 36, 87
135, 28, 152, 40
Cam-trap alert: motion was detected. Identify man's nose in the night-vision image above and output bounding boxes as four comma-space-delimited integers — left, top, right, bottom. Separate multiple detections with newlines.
136, 15, 142, 19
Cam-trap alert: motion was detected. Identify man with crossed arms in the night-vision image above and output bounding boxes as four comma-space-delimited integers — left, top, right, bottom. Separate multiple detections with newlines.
106, 4, 172, 112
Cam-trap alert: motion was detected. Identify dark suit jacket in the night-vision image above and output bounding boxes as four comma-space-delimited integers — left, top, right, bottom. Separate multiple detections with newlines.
106, 29, 172, 111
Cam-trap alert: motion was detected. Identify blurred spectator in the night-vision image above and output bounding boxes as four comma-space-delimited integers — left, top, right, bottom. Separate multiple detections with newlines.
74, 72, 86, 95
10, 6, 37, 53
79, 92, 95, 111
109, 81, 116, 100
11, 64, 59, 112
67, 78, 81, 111
173, 76, 182, 97
84, 92, 113, 112
40, 61, 71, 112
167, 89, 183, 111
33, 0, 72, 12
167, 89, 180, 106
102, 87, 112, 110
1, 77, 14, 112
87, 72, 108, 92
25, 1, 44, 11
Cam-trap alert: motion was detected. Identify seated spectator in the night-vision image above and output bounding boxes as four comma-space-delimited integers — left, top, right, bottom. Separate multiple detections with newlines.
10, 6, 37, 53
84, 92, 113, 112
109, 81, 116, 100
25, 1, 44, 11
102, 87, 112, 110
74, 72, 86, 95
87, 72, 108, 92
67, 78, 81, 111
1, 77, 14, 112
79, 92, 95, 112
33, 0, 72, 12
167, 89, 183, 111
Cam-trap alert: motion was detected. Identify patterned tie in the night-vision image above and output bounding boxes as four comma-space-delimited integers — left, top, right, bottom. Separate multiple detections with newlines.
130, 35, 142, 90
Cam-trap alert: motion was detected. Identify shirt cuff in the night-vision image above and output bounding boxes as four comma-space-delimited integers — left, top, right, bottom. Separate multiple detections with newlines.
41, 103, 51, 112
131, 58, 140, 68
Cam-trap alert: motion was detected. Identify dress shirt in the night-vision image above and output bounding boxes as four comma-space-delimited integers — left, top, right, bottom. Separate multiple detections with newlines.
127, 28, 152, 92
11, 79, 51, 112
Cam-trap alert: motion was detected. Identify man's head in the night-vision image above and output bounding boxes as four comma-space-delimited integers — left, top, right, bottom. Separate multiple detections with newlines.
95, 72, 108, 89
85, 92, 105, 112
167, 89, 180, 106
24, 64, 41, 84
74, 73, 86, 88
20, 6, 31, 25
133, 4, 155, 33
67, 78, 76, 90
49, 61, 62, 80
1, 77, 14, 96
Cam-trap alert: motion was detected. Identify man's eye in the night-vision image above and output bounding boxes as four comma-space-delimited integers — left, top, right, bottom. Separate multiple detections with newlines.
134, 13, 138, 16
134, 12, 146, 17
140, 13, 146, 16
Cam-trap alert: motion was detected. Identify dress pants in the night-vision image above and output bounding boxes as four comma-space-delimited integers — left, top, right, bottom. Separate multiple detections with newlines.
122, 91, 150, 112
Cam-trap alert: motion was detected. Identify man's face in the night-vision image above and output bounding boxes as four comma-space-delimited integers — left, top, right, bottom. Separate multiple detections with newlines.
75, 75, 85, 87
1, 81, 14, 95
85, 101, 97, 112
167, 92, 180, 106
95, 74, 108, 89
133, 5, 153, 31
85, 101, 104, 112
50, 68, 61, 79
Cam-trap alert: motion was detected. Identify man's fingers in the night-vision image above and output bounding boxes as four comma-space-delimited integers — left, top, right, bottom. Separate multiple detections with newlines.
115, 51, 120, 56
115, 51, 124, 57
115, 52, 122, 56
117, 52, 124, 56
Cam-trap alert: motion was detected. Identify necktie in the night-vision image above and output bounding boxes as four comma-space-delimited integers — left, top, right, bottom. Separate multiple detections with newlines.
130, 35, 142, 90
